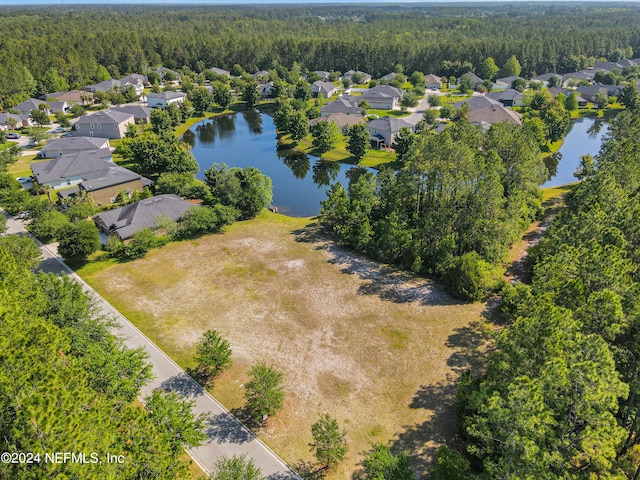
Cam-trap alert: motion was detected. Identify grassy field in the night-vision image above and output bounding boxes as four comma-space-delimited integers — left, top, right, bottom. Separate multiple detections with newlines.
77, 211, 488, 479
7, 153, 37, 179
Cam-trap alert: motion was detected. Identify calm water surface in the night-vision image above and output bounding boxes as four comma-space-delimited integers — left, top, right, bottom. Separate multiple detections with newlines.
184, 111, 354, 217
542, 117, 609, 188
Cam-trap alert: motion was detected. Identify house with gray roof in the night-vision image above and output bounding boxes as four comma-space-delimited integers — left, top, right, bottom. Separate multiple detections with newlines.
31, 149, 115, 188
0, 112, 32, 129
94, 194, 193, 240
71, 110, 135, 139
379, 72, 399, 83
320, 95, 362, 116
454, 95, 501, 111
79, 166, 153, 207
360, 85, 403, 110
312, 71, 331, 81
209, 67, 230, 78
14, 98, 50, 115
111, 105, 152, 124
47, 101, 69, 114
311, 81, 338, 98
156, 66, 182, 82
309, 113, 365, 131
366, 116, 417, 148
487, 89, 524, 107
41, 136, 110, 158
576, 85, 619, 102
147, 91, 186, 108
495, 76, 525, 88
251, 70, 270, 81
258, 82, 275, 99
343, 70, 372, 84
563, 69, 598, 85
530, 73, 563, 86
84, 79, 123, 93
458, 72, 484, 89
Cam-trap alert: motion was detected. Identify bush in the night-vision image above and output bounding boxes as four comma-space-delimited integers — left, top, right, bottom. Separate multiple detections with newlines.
176, 205, 235, 239
432, 446, 471, 480
57, 220, 100, 259
28, 209, 71, 243
443, 252, 501, 301
123, 228, 161, 259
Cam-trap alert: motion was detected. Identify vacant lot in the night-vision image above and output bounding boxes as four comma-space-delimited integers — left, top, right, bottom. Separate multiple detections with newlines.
79, 212, 489, 479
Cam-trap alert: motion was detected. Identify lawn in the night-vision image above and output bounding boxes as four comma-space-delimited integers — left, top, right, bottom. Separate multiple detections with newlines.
7, 153, 37, 179
77, 211, 489, 479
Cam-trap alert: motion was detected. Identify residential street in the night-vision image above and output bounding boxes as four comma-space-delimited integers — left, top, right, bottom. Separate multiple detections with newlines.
1, 212, 300, 480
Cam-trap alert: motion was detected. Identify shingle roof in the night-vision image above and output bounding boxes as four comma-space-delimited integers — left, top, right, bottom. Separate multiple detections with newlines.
80, 166, 152, 192
31, 149, 115, 184
531, 73, 563, 83
42, 136, 110, 154
367, 116, 416, 133
320, 96, 362, 115
111, 105, 151, 120
95, 194, 193, 240
14, 98, 48, 114
454, 96, 501, 111
360, 85, 403, 102
467, 105, 522, 126
147, 91, 186, 100
312, 81, 337, 95
424, 74, 442, 84
74, 110, 134, 126
309, 113, 365, 129
209, 67, 230, 76
487, 89, 523, 102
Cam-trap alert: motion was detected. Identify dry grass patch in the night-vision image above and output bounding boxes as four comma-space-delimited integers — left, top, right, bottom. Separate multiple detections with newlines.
79, 211, 489, 479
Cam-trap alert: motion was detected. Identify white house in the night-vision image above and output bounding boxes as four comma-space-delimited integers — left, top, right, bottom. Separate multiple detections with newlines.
147, 91, 187, 108
311, 81, 338, 98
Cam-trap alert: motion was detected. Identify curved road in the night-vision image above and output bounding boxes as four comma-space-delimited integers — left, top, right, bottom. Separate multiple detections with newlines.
2, 211, 300, 480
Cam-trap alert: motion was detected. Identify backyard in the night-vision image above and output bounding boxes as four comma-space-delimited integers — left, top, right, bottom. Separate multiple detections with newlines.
77, 211, 490, 479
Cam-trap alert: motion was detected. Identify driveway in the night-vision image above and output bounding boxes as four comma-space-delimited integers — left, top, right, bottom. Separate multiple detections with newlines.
1, 211, 301, 479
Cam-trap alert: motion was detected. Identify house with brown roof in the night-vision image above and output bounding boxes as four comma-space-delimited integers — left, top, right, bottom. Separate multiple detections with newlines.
309, 113, 365, 130
425, 74, 443, 90
467, 104, 522, 127
79, 166, 153, 207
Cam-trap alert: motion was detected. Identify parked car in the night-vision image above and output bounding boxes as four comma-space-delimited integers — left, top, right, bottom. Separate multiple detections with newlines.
6, 133, 20, 139
16, 177, 31, 184
53, 127, 67, 133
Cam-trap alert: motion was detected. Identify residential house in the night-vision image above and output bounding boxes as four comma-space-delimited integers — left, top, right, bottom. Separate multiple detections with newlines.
563, 69, 597, 85
379, 72, 399, 83
320, 95, 362, 116
549, 88, 588, 107
360, 85, 403, 110
311, 70, 331, 81
454, 96, 501, 111
343, 70, 372, 84
258, 82, 275, 99
458, 71, 484, 89
575, 85, 619, 102
44, 90, 92, 105
41, 136, 110, 158
47, 101, 69, 114
309, 113, 365, 130
251, 70, 270, 81
14, 98, 50, 116
530, 73, 563, 86
366, 116, 417, 148
0, 112, 32, 129
311, 81, 338, 98
425, 74, 443, 90
71, 110, 135, 139
495, 76, 525, 88
118, 74, 146, 97
209, 67, 230, 78
84, 79, 123, 93
467, 104, 522, 127
156, 66, 182, 82
487, 89, 524, 107
111, 105, 152, 124
94, 194, 194, 240
79, 166, 153, 207
30, 149, 115, 189
147, 91, 186, 108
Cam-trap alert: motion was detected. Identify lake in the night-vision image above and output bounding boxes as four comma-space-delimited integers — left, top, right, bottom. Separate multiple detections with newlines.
183, 111, 355, 217
542, 117, 609, 188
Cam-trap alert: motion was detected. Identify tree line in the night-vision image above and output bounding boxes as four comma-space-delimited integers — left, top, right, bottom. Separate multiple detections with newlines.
3, 4, 640, 107
433, 109, 640, 479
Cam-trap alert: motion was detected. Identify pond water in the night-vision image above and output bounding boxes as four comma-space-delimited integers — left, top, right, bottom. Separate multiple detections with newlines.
542, 117, 609, 188
183, 111, 355, 217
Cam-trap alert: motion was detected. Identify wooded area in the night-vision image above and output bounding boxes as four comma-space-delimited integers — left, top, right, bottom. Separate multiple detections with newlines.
2, 4, 640, 107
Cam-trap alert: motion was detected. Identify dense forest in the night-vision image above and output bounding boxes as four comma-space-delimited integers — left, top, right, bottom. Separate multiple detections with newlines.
2, 4, 640, 107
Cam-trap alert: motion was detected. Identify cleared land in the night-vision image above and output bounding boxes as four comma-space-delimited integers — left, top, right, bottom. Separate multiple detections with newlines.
78, 211, 489, 479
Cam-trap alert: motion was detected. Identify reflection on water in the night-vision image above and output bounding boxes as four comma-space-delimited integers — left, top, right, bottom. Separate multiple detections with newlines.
543, 152, 561, 181
185, 112, 356, 217
542, 117, 609, 188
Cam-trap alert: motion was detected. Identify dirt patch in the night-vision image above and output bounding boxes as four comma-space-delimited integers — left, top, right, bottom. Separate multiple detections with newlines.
82, 212, 489, 479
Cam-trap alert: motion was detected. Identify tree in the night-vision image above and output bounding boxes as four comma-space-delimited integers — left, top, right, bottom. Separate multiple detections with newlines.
478, 57, 499, 81
27, 209, 70, 242
428, 94, 441, 107
511, 78, 527, 92
150, 108, 173, 134
288, 110, 309, 141
244, 362, 284, 422
191, 88, 213, 114
144, 390, 207, 454
293, 80, 311, 101
594, 91, 609, 109
212, 82, 233, 109
193, 329, 233, 383
0, 235, 41, 270
618, 83, 639, 110
392, 127, 416, 162
30, 108, 50, 126
401, 91, 419, 108
346, 123, 369, 160
432, 446, 470, 480
362, 444, 414, 480
565, 91, 578, 111
57, 220, 100, 259
242, 82, 260, 108
500, 54, 522, 77
409, 71, 425, 89
309, 414, 348, 470
310, 120, 341, 153
176, 205, 235, 239
548, 75, 561, 88
458, 74, 475, 94
209, 455, 263, 480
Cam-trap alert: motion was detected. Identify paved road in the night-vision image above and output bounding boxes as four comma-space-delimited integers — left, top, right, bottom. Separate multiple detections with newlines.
2, 212, 300, 480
